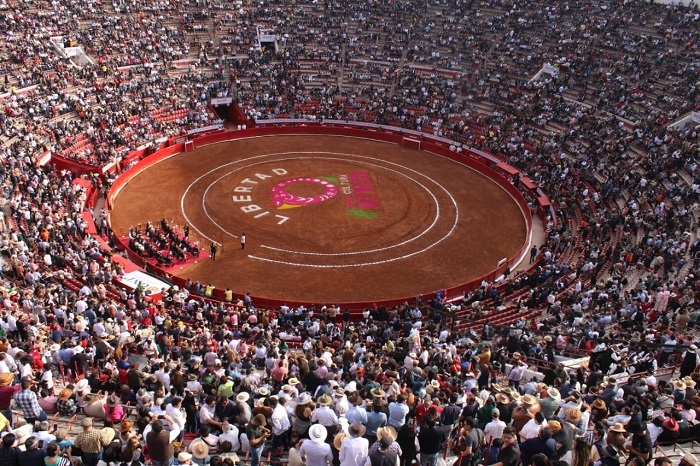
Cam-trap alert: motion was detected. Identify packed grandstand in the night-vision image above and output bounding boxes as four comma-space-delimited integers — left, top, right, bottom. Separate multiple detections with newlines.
0, 0, 700, 465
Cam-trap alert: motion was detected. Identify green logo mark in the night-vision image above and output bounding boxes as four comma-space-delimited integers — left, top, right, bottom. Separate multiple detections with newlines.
346, 209, 379, 219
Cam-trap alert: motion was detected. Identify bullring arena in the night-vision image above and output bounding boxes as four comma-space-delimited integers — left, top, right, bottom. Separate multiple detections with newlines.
4, 0, 700, 464
107, 126, 532, 305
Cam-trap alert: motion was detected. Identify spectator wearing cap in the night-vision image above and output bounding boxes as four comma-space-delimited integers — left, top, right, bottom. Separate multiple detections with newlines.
369, 435, 398, 466
299, 424, 332, 466
484, 408, 506, 441
74, 418, 109, 466
246, 414, 270, 466
681, 454, 699, 466
339, 422, 369, 466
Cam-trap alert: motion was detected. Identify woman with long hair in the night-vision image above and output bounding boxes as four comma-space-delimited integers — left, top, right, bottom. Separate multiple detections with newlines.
569, 437, 593, 466
530, 454, 552, 466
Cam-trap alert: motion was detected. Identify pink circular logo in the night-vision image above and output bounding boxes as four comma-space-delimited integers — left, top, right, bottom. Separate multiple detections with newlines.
271, 177, 338, 209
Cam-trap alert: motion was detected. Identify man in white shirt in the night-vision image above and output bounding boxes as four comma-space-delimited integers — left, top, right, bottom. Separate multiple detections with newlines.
155, 363, 171, 392
92, 319, 106, 338
166, 397, 187, 430
507, 356, 528, 390
312, 395, 339, 427
345, 395, 368, 425
339, 423, 369, 466
218, 421, 241, 452
199, 396, 223, 430
557, 392, 583, 423
484, 408, 506, 441
388, 395, 409, 429
270, 397, 291, 454
333, 389, 349, 416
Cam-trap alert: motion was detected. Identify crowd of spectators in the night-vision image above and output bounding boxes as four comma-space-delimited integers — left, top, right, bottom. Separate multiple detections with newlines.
127, 220, 202, 268
0, 0, 699, 465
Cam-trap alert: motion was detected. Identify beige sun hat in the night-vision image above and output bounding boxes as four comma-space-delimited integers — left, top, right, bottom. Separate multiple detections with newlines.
191, 441, 209, 459
333, 432, 349, 450
377, 426, 397, 441
673, 379, 687, 390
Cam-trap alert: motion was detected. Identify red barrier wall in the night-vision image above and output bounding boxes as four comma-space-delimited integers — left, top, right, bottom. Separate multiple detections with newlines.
106, 142, 185, 210
106, 125, 535, 311
51, 154, 102, 176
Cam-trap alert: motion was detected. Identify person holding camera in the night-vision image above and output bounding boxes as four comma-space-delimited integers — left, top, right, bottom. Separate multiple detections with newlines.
44, 443, 73, 466
247, 414, 271, 466
145, 414, 181, 466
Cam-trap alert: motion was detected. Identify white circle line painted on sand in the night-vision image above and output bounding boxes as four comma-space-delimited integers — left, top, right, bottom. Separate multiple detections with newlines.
181, 150, 460, 266
247, 210, 459, 268
201, 155, 441, 256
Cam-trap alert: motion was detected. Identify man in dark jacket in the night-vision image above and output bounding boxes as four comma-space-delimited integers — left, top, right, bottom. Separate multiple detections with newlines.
418, 417, 446, 466
520, 427, 555, 466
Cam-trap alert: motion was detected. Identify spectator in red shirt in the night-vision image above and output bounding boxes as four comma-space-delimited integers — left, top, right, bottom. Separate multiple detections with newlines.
0, 373, 20, 425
